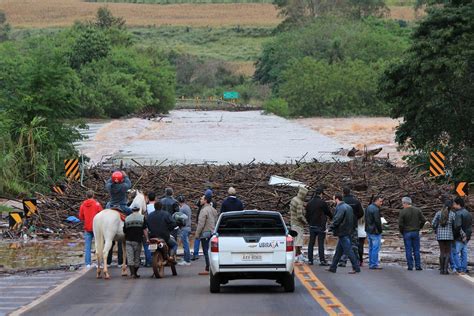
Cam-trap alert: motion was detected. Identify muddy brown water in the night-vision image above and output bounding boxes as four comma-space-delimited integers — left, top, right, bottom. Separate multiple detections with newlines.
76, 110, 348, 165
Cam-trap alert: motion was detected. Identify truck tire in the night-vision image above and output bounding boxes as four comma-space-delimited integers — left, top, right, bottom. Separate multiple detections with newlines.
210, 272, 221, 293
282, 272, 295, 293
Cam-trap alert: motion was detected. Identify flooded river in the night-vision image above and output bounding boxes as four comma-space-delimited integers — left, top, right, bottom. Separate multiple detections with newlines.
76, 110, 347, 165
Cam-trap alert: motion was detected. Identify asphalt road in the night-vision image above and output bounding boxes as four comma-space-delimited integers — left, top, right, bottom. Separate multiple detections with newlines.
22, 261, 473, 316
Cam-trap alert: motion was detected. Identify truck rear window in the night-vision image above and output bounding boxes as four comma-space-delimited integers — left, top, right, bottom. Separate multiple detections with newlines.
217, 215, 286, 236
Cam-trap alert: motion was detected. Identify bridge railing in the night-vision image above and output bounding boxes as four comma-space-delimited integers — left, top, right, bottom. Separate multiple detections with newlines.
174, 98, 261, 111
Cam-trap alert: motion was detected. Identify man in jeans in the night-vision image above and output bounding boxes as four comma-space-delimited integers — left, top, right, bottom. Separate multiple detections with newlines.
177, 195, 192, 266
305, 188, 333, 266
327, 194, 360, 274
452, 197, 472, 274
398, 197, 426, 271
365, 196, 384, 270
79, 190, 102, 268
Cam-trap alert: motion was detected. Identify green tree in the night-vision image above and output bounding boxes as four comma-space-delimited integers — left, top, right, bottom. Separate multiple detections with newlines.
0, 10, 10, 42
280, 58, 387, 117
379, 1, 474, 179
69, 26, 111, 69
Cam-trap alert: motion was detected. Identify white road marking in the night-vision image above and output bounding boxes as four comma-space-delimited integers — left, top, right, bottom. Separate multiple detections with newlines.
10, 268, 88, 316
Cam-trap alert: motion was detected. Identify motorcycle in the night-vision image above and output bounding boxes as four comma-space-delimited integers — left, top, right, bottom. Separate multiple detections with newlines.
148, 237, 177, 278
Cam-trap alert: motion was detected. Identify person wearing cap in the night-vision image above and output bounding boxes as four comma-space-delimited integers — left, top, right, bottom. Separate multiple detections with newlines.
177, 195, 192, 266
290, 186, 308, 262
398, 197, 426, 271
105, 170, 132, 215
220, 187, 244, 213
123, 206, 148, 278
305, 187, 332, 266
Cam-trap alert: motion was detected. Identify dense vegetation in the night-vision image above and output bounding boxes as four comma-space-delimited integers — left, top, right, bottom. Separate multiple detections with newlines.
379, 0, 474, 179
0, 8, 175, 195
256, 17, 411, 117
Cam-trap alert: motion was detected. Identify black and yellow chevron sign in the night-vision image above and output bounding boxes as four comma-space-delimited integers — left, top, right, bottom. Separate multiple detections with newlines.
22, 199, 37, 217
64, 159, 80, 181
429, 151, 445, 177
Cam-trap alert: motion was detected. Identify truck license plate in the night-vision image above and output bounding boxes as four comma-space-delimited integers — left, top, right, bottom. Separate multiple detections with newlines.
241, 254, 262, 261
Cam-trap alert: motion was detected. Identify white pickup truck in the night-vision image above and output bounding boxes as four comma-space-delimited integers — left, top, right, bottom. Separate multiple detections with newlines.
209, 210, 296, 293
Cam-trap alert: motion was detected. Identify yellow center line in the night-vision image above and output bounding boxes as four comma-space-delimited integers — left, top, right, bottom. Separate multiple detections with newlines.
295, 263, 353, 316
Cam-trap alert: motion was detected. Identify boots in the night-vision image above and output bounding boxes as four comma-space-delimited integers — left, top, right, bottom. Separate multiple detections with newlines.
134, 266, 140, 278
443, 256, 450, 275
129, 266, 135, 278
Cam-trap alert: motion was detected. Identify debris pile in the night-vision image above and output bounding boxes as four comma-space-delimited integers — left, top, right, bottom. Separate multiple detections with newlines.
8, 160, 452, 238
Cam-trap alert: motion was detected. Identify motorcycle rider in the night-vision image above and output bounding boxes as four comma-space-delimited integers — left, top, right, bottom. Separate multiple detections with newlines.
105, 170, 132, 215
147, 200, 178, 260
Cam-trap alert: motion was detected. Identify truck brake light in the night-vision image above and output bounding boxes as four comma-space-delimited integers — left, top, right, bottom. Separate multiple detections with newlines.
211, 236, 219, 253
286, 235, 294, 252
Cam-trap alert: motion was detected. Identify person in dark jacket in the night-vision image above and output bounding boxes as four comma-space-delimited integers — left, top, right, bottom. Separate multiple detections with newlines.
147, 201, 178, 258
160, 187, 180, 215
305, 188, 333, 266
452, 197, 472, 274
327, 194, 360, 274
105, 170, 132, 214
398, 197, 426, 271
220, 187, 244, 213
339, 187, 364, 267
365, 196, 384, 269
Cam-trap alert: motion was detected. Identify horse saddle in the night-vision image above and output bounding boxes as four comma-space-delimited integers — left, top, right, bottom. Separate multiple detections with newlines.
111, 208, 127, 221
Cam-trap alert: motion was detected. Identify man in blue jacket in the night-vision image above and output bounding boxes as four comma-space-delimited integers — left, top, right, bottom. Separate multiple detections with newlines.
220, 187, 244, 213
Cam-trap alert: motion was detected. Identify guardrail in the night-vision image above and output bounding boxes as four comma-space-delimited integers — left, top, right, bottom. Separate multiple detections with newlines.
175, 99, 261, 111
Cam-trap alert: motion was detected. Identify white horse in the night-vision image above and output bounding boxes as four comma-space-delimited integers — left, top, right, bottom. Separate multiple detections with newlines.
93, 190, 147, 279
128, 189, 147, 214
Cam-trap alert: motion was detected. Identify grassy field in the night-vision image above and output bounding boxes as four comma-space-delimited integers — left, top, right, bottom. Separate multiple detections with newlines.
133, 26, 272, 62
0, 0, 281, 27
85, 0, 274, 3
0, 0, 420, 28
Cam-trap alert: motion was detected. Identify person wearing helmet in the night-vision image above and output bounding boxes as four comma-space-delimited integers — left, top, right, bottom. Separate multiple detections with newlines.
105, 170, 132, 214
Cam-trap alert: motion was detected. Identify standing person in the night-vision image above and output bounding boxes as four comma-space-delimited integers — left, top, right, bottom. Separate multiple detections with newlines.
123, 207, 148, 278
146, 192, 156, 215
357, 207, 367, 267
79, 190, 103, 268
195, 194, 218, 274
290, 186, 308, 262
161, 187, 180, 241
365, 196, 384, 270
142, 191, 156, 267
432, 200, 456, 274
452, 197, 472, 274
192, 189, 213, 261
161, 188, 179, 215
398, 197, 427, 271
327, 194, 360, 274
105, 170, 132, 214
220, 187, 244, 213
305, 188, 333, 266
177, 195, 192, 266
339, 187, 364, 267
